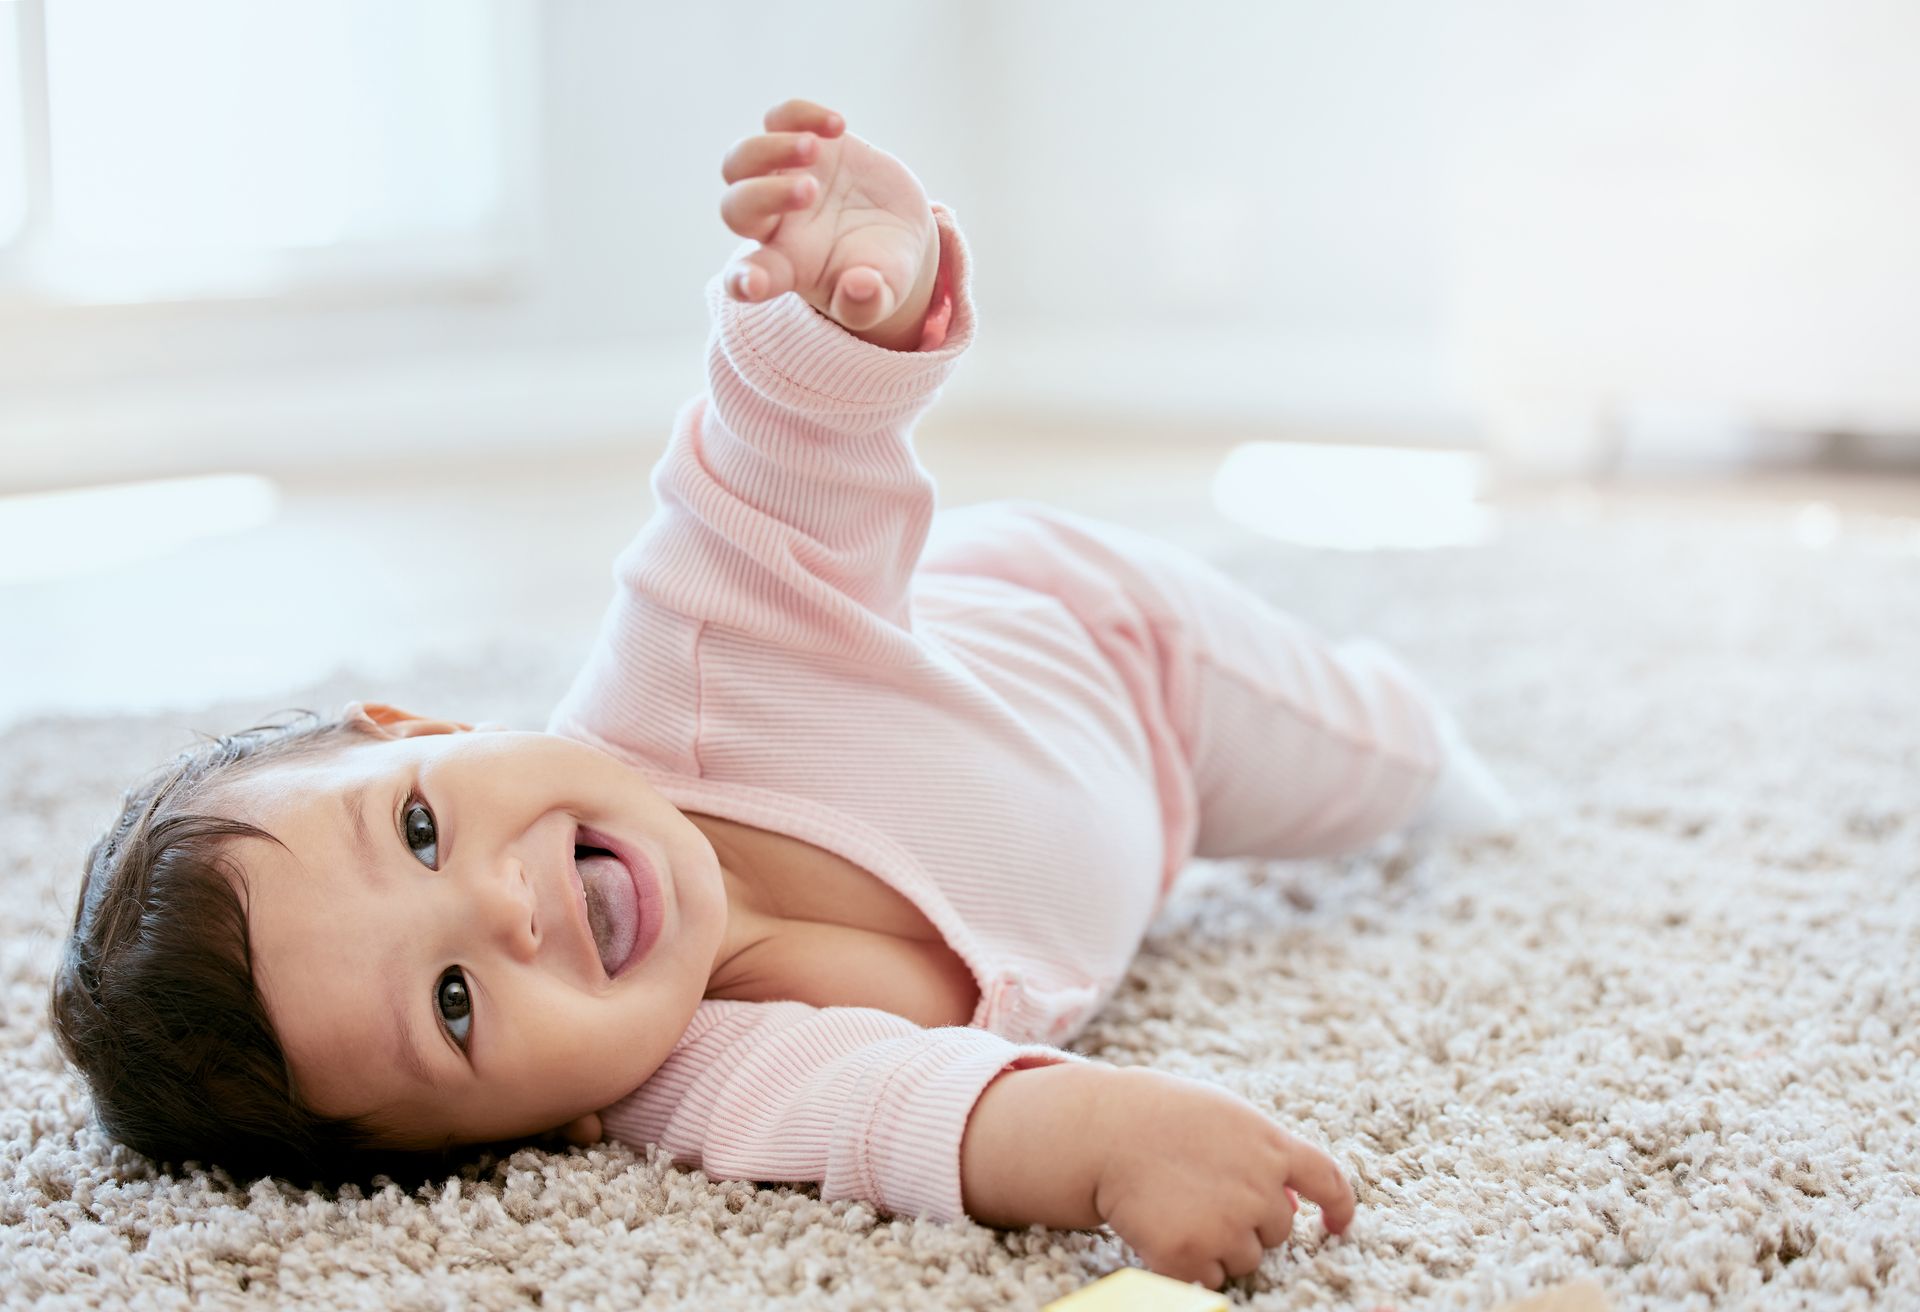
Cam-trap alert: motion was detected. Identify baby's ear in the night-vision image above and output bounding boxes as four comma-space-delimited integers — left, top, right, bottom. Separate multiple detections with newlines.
339, 701, 474, 737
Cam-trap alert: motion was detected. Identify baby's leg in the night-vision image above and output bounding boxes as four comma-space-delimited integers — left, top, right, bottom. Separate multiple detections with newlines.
922, 502, 1510, 870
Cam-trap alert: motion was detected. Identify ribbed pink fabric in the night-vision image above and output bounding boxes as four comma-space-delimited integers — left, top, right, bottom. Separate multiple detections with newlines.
546, 204, 1448, 1224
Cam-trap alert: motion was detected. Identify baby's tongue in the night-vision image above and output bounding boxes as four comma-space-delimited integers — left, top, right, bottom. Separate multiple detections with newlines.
576, 851, 637, 974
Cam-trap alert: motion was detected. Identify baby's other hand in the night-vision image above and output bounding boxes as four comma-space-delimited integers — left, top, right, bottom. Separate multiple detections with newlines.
1091, 1068, 1357, 1291
718, 98, 939, 349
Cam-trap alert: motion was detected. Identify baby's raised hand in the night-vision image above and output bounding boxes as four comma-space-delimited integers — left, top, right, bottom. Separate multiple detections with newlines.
718, 98, 940, 349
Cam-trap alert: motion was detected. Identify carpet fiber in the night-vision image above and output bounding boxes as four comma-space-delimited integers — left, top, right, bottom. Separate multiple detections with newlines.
4, 490, 1917, 1310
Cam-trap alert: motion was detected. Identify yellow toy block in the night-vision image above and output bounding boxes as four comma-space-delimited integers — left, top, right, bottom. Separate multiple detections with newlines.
1041, 1268, 1229, 1312
1492, 1279, 1610, 1312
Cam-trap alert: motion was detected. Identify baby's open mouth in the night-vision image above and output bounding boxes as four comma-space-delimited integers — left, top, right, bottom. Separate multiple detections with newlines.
574, 840, 638, 975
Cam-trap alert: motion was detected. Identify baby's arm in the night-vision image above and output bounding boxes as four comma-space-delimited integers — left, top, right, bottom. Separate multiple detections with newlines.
718, 98, 942, 352
597, 998, 1093, 1226
596, 992, 1350, 1290
963, 1063, 1356, 1292
552, 99, 974, 676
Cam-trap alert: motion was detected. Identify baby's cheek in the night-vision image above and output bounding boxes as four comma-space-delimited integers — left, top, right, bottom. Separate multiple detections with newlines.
496, 989, 645, 1132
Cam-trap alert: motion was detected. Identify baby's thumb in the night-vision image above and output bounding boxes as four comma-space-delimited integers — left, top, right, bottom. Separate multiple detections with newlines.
827, 265, 897, 331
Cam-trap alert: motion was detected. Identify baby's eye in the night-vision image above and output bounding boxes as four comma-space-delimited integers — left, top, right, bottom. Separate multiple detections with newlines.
403, 795, 438, 868
436, 967, 472, 1048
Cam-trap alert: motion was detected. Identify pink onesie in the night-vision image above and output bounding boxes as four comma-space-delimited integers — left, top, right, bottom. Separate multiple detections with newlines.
544, 204, 1448, 1224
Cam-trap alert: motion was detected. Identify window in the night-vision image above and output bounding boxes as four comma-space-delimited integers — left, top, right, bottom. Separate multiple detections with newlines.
0, 4, 29, 247
0, 0, 531, 305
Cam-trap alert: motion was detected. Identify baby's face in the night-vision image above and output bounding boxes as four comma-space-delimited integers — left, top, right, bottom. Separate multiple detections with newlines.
218, 704, 732, 1149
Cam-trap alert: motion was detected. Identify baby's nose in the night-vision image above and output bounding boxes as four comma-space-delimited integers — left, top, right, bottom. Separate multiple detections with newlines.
465, 857, 538, 958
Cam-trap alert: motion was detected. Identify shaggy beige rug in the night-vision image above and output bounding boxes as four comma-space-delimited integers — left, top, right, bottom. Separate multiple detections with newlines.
4, 486, 1917, 1310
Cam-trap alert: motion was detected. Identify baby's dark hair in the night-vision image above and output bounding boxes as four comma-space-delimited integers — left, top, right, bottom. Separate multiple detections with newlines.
48, 708, 465, 1188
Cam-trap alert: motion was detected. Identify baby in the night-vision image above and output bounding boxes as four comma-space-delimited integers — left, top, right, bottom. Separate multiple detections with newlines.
50, 97, 1513, 1291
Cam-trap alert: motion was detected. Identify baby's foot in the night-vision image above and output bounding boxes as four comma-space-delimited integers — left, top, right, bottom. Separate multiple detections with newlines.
1405, 707, 1518, 840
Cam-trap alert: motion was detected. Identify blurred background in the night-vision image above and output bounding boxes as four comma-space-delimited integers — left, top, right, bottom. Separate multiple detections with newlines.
3, 0, 1917, 731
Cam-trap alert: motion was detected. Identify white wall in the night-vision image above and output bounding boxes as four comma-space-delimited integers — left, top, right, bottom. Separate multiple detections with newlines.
1, 2, 1011, 490
1448, 0, 1920, 474
4, 0, 1919, 493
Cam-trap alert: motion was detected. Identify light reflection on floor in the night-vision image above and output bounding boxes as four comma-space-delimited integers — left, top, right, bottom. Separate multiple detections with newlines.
1210, 441, 1497, 551
4, 428, 1919, 735
0, 474, 281, 585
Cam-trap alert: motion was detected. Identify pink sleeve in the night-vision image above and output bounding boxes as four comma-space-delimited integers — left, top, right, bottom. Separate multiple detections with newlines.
613, 204, 975, 659
597, 998, 1089, 1223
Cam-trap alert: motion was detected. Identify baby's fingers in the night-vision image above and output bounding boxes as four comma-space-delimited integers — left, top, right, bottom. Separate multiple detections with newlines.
719, 173, 817, 241
762, 98, 845, 137
720, 131, 817, 185
726, 247, 796, 304
1255, 1184, 1299, 1251
827, 266, 897, 331
1286, 1142, 1357, 1236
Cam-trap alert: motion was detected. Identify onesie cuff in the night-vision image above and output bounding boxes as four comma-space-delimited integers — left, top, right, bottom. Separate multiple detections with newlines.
833, 1032, 1088, 1225
708, 202, 977, 414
